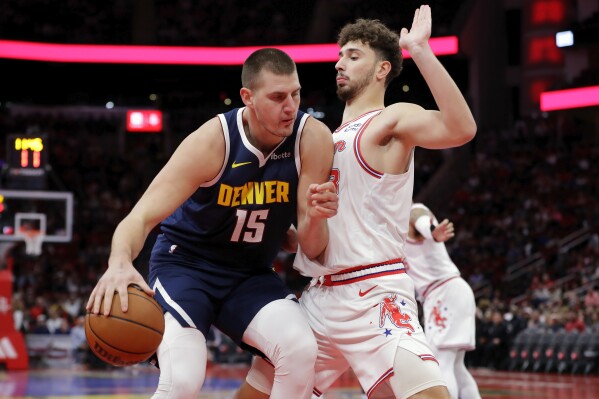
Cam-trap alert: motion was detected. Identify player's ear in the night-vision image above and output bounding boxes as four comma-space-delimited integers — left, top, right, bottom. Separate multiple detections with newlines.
376, 60, 391, 82
240, 88, 253, 107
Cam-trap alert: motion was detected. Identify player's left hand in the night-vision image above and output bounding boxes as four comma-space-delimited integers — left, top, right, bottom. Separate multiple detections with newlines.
432, 219, 454, 243
307, 182, 338, 219
399, 5, 432, 53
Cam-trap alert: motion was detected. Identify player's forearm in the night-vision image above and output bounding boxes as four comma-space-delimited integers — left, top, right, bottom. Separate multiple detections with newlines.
297, 217, 329, 260
108, 216, 149, 267
410, 44, 476, 141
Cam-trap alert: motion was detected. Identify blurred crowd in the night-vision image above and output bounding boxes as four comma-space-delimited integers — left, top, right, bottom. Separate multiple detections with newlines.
0, 0, 461, 46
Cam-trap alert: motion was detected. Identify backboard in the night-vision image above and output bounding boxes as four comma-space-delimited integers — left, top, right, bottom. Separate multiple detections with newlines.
0, 189, 73, 243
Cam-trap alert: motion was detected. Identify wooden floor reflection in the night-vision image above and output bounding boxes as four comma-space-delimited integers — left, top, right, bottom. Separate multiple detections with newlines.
1, 364, 598, 399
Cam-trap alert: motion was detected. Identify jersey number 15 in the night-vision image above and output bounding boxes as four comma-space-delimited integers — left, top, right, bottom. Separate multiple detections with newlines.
231, 209, 269, 243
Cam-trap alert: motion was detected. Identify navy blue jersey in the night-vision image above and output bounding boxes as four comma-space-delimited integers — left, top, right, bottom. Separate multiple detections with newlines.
160, 107, 309, 272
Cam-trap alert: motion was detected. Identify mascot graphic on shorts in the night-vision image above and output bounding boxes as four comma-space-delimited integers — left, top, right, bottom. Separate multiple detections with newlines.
430, 300, 448, 330
379, 294, 415, 332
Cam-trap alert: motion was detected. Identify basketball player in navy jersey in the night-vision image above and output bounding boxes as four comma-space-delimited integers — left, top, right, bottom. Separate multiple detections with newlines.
236, 5, 476, 399
86, 48, 337, 399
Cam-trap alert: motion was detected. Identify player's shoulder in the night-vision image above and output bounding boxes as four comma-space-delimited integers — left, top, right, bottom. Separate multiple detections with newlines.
302, 115, 333, 139
409, 203, 432, 222
411, 202, 430, 212
365, 102, 424, 131
381, 102, 425, 117
187, 116, 225, 145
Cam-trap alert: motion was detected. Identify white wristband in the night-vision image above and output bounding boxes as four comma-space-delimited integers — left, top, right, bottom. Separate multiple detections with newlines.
414, 215, 434, 240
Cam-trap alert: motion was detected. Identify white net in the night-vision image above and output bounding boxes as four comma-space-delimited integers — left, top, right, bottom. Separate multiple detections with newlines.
21, 229, 44, 256
15, 212, 47, 257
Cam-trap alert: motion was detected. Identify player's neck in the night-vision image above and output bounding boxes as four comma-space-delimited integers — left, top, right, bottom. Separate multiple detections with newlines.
341, 87, 385, 124
242, 108, 283, 156
244, 117, 281, 156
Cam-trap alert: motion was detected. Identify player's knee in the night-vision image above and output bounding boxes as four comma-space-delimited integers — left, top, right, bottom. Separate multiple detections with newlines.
277, 322, 317, 363
288, 330, 317, 364
153, 377, 202, 399
407, 385, 451, 399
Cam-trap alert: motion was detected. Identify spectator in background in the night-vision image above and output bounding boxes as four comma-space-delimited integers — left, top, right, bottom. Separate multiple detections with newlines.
46, 304, 65, 334
480, 310, 509, 370
564, 310, 586, 333
70, 315, 87, 364
32, 314, 51, 334
526, 309, 545, 329
584, 287, 599, 308
503, 304, 527, 337
12, 294, 27, 333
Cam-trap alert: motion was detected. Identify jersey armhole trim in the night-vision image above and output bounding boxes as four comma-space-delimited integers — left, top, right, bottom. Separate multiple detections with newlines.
202, 114, 231, 187
294, 113, 310, 176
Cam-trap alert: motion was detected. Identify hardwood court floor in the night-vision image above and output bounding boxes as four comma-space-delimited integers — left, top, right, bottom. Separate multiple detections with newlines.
1, 364, 598, 399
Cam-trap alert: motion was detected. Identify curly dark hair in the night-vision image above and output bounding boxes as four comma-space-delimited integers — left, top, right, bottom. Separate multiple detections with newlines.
337, 19, 403, 87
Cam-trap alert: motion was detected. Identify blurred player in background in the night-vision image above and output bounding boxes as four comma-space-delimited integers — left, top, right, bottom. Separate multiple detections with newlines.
405, 203, 481, 399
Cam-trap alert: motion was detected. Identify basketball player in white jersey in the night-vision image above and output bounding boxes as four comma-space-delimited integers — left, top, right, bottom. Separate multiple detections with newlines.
236, 5, 476, 399
405, 203, 481, 399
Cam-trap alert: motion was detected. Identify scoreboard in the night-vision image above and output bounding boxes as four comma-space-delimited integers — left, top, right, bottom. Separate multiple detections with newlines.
4, 134, 48, 189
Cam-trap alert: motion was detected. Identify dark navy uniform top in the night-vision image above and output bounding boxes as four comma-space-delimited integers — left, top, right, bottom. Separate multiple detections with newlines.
160, 107, 309, 272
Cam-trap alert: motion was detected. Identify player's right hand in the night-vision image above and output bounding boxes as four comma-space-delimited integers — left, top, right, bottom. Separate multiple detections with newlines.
307, 182, 338, 219
86, 261, 153, 316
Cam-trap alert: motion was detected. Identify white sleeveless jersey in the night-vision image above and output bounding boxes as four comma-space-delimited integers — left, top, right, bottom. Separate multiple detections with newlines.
295, 109, 414, 277
404, 203, 461, 299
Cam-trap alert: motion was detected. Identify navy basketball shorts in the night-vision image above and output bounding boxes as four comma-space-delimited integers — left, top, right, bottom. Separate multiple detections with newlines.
148, 234, 295, 345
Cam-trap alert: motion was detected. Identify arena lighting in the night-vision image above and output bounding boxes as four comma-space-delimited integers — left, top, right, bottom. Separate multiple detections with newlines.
0, 37, 458, 65
555, 30, 574, 48
540, 85, 599, 111
126, 110, 163, 132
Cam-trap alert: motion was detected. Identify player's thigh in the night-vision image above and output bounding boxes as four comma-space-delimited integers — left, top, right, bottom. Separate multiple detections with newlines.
149, 258, 217, 338
301, 293, 350, 393
216, 269, 296, 345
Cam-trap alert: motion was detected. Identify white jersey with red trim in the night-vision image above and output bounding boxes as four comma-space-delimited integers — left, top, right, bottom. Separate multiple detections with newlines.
404, 203, 461, 300
295, 109, 414, 277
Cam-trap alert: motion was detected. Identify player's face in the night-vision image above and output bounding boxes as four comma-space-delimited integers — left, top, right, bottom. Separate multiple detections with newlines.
335, 41, 377, 102
251, 70, 301, 139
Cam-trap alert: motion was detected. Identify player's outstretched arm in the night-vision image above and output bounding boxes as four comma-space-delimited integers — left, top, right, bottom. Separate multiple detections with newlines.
409, 204, 454, 243
393, 5, 476, 150
296, 117, 337, 260
86, 117, 226, 316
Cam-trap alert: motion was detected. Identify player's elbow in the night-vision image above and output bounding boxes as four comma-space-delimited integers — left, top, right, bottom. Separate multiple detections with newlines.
450, 118, 477, 146
461, 119, 477, 143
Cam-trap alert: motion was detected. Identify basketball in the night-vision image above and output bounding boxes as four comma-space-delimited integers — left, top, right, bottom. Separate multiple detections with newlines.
85, 285, 165, 367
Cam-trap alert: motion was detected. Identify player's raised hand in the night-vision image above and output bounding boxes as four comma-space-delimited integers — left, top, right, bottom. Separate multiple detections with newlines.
307, 181, 338, 219
399, 5, 432, 52
432, 219, 454, 243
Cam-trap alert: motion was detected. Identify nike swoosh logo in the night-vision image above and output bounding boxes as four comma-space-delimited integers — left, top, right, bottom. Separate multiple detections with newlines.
359, 285, 378, 297
232, 161, 252, 168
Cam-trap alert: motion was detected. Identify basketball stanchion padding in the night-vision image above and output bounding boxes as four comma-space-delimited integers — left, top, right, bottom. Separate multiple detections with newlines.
85, 284, 165, 366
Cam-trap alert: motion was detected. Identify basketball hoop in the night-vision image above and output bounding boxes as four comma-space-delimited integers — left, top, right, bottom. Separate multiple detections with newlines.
18, 228, 44, 256
14, 212, 47, 257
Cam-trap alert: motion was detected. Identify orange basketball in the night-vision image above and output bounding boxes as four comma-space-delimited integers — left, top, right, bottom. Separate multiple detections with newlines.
85, 284, 165, 367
